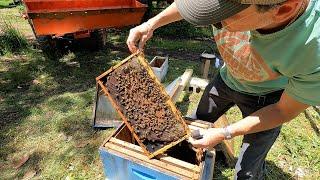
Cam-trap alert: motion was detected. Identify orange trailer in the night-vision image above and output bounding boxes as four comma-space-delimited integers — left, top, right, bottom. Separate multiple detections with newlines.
23, 0, 147, 37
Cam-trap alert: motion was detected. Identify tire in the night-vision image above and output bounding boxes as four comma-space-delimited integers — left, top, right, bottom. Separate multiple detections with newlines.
138, 0, 149, 4
91, 29, 107, 49
36, 35, 65, 59
73, 29, 107, 51
13, 0, 21, 5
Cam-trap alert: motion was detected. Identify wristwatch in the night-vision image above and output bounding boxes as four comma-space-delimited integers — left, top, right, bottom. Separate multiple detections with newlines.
222, 126, 233, 140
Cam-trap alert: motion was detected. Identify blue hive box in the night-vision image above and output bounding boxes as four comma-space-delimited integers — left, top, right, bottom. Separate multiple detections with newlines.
100, 120, 216, 180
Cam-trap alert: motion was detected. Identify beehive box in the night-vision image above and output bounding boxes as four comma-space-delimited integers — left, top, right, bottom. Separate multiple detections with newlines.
150, 56, 169, 82
92, 83, 122, 128
99, 120, 216, 180
96, 52, 190, 158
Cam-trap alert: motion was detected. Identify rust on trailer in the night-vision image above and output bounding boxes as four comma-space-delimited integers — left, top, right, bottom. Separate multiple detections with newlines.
96, 52, 191, 158
23, 0, 147, 36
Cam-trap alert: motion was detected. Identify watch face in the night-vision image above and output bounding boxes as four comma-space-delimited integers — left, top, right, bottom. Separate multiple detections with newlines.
224, 127, 232, 140
226, 134, 232, 140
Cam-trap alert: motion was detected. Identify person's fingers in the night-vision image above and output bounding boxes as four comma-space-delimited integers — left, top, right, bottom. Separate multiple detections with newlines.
126, 37, 138, 53
127, 29, 140, 53
188, 137, 207, 148
138, 27, 153, 51
129, 42, 138, 53
138, 34, 148, 50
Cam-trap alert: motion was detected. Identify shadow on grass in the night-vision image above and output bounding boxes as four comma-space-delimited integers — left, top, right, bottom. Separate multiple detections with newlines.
176, 92, 191, 115
265, 161, 293, 180
0, 33, 206, 178
213, 151, 293, 180
0, 27, 214, 178
0, 5, 15, 9
0, 42, 129, 178
303, 111, 320, 136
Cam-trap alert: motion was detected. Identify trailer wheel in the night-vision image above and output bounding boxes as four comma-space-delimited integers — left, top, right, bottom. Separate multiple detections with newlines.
75, 29, 107, 50
138, 0, 148, 4
36, 35, 64, 59
91, 29, 107, 49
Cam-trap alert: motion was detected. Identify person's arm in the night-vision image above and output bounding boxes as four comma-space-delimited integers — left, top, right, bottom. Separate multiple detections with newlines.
231, 92, 309, 135
127, 2, 183, 53
189, 92, 310, 148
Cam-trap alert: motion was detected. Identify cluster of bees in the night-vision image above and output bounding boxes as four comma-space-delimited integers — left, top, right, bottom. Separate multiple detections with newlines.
106, 59, 185, 151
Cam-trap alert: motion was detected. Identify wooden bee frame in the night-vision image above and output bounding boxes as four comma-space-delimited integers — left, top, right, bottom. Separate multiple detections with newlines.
96, 52, 191, 158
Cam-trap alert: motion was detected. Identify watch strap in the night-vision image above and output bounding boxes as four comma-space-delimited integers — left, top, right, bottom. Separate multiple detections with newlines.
223, 126, 232, 140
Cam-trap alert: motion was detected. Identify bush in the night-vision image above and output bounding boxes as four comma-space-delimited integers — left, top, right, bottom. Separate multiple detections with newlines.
154, 20, 212, 39
0, 21, 28, 55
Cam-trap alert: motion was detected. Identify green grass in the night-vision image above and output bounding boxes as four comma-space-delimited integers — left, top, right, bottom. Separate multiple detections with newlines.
1, 6, 319, 180
154, 20, 212, 39
0, 0, 12, 7
148, 38, 216, 53
0, 21, 28, 55
0, 47, 119, 179
0, 6, 34, 40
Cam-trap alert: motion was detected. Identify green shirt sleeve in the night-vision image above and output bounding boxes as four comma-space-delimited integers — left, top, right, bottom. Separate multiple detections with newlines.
285, 70, 320, 106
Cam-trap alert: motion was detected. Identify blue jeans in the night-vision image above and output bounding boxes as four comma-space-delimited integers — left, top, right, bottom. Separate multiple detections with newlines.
196, 73, 283, 180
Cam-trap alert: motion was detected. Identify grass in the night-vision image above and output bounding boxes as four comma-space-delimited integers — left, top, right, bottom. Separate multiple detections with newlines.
154, 20, 212, 38
0, 47, 117, 179
0, 7, 34, 40
0, 0, 12, 7
0, 21, 28, 55
1, 5, 319, 180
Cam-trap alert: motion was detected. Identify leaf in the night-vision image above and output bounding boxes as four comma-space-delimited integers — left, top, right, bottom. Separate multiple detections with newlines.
75, 141, 89, 148
22, 169, 37, 180
32, 79, 40, 85
13, 154, 29, 169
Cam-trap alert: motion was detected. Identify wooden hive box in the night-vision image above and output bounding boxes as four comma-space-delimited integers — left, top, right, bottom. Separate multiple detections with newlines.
99, 120, 216, 180
96, 52, 191, 158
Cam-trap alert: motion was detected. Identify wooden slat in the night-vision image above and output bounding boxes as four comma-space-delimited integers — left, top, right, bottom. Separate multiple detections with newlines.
166, 77, 182, 98
102, 122, 125, 146
96, 51, 140, 81
113, 124, 134, 142
109, 137, 143, 152
202, 60, 210, 79
109, 138, 200, 173
185, 119, 211, 129
159, 156, 200, 173
171, 69, 193, 103
104, 141, 199, 179
213, 115, 236, 167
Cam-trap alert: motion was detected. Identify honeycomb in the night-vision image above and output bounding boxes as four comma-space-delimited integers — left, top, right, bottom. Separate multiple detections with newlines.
104, 56, 187, 153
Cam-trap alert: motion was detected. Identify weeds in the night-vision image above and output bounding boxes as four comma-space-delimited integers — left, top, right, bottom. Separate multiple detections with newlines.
154, 20, 212, 39
0, 21, 28, 55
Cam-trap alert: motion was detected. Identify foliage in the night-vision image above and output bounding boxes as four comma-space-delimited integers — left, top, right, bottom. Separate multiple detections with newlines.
0, 21, 28, 55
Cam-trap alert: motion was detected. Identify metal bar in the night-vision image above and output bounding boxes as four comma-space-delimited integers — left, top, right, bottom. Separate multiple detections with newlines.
27, 7, 147, 19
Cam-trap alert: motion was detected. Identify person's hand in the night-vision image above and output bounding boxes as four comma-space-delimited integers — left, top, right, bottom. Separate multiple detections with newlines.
127, 22, 154, 53
188, 128, 225, 148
